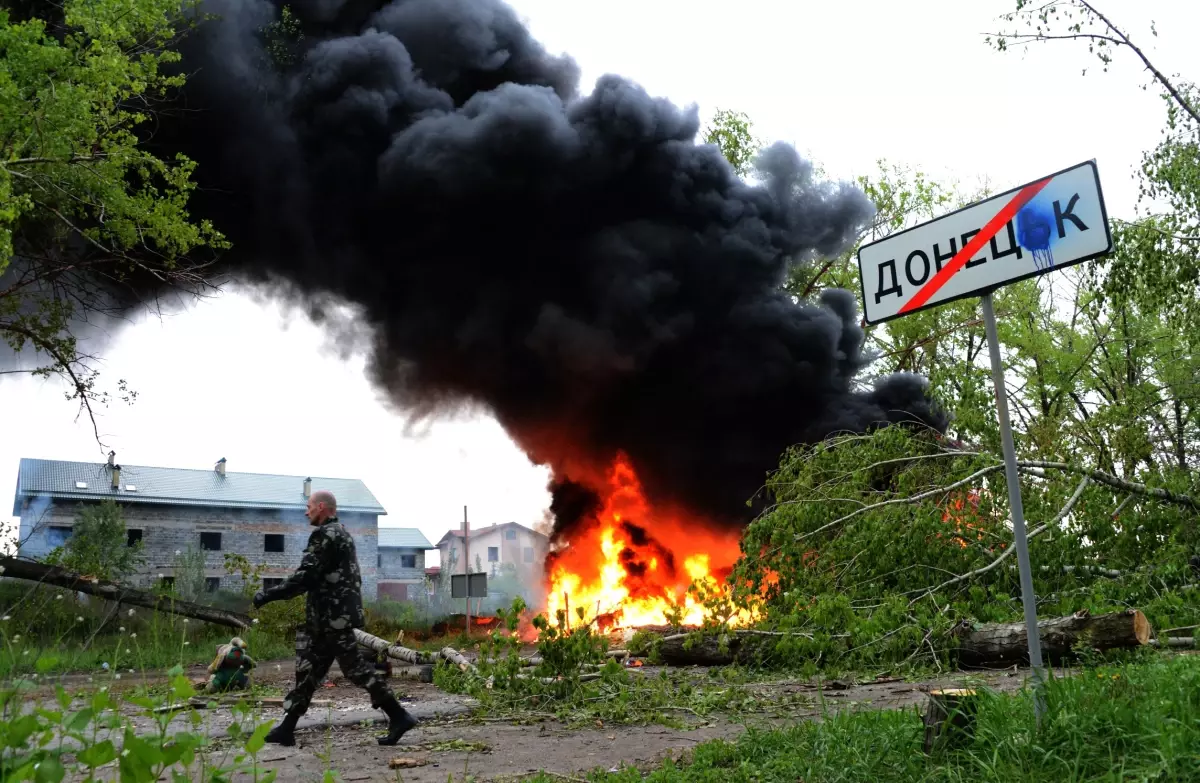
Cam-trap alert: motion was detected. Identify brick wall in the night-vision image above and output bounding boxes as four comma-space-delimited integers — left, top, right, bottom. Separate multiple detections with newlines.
376, 547, 427, 601
17, 499, 380, 599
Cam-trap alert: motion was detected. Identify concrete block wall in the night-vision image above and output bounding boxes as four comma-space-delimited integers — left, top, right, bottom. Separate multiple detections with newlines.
17, 499, 380, 599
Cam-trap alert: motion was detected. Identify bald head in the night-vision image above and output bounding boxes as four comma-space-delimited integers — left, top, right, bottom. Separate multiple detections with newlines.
306, 490, 338, 526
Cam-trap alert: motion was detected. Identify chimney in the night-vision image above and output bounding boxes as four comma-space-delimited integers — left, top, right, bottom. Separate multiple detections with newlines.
303, 477, 312, 498
215, 457, 226, 477
107, 450, 116, 468
111, 465, 121, 489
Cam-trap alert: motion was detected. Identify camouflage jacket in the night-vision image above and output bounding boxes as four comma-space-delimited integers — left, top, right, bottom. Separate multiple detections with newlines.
262, 517, 366, 635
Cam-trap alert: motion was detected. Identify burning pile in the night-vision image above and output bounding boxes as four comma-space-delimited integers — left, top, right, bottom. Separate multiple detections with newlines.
545, 455, 750, 629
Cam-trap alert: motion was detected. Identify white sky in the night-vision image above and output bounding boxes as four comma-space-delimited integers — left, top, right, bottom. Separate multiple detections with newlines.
3, 0, 1197, 565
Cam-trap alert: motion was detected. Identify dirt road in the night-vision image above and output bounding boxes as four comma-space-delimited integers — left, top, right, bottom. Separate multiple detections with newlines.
24, 658, 1046, 782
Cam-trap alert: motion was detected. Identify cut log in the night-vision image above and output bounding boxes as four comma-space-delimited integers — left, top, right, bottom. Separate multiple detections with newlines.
0, 556, 250, 629
656, 631, 778, 666
922, 689, 980, 754
353, 629, 436, 665
353, 629, 475, 672
951, 609, 1153, 666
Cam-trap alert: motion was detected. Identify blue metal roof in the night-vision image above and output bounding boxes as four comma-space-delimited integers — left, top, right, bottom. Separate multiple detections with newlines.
13, 458, 386, 516
377, 528, 434, 549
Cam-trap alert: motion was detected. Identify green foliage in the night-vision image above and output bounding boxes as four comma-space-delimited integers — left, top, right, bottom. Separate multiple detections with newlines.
0, 0, 226, 426
528, 656, 1200, 782
224, 553, 305, 639
45, 500, 143, 581
260, 4, 303, 67
710, 427, 1199, 671
0, 667, 280, 781
702, 109, 763, 178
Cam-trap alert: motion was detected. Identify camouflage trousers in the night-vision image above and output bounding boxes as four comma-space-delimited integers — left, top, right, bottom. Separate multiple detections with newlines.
283, 629, 395, 717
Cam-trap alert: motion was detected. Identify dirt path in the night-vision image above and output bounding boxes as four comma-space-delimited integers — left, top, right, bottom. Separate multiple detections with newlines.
26, 658, 1048, 782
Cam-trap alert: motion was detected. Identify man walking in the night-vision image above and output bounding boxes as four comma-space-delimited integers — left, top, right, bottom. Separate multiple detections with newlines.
254, 489, 418, 746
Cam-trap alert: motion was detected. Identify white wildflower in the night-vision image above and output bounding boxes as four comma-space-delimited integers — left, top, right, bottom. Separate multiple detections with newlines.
119, 627, 126, 633
1, 616, 9, 621
175, 550, 181, 556
121, 750, 129, 758
125, 648, 131, 654
55, 594, 63, 600
127, 609, 135, 617
114, 674, 121, 680
128, 669, 134, 674
130, 633, 137, 639
183, 619, 189, 624
22, 650, 29, 656
12, 635, 20, 643
183, 642, 190, 647
76, 616, 84, 623
252, 618, 259, 625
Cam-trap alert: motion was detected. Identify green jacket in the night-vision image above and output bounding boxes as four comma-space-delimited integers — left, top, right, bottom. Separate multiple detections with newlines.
262, 517, 367, 635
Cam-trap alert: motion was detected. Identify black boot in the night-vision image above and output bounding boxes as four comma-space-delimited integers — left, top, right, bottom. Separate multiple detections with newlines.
265, 711, 301, 747
377, 695, 418, 746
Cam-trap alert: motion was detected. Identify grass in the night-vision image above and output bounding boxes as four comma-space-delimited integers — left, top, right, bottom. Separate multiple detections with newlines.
525, 655, 1200, 782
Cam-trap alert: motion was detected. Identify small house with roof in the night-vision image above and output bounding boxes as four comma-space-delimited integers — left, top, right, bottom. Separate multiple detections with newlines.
11, 453, 428, 600
435, 521, 549, 581
375, 527, 434, 601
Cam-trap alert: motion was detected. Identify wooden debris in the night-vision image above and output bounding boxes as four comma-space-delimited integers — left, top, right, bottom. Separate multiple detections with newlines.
952, 609, 1153, 666
387, 757, 427, 769
922, 688, 980, 754
153, 697, 330, 714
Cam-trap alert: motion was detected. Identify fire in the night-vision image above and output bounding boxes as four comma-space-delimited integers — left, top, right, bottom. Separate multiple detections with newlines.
545, 455, 751, 628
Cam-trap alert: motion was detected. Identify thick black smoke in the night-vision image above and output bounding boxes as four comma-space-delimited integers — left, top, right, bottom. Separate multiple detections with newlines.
54, 0, 951, 533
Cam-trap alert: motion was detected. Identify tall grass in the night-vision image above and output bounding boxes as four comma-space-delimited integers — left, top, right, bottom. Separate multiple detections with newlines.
539, 656, 1200, 782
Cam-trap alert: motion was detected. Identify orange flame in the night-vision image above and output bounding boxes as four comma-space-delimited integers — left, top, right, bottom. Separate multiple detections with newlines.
545, 455, 753, 628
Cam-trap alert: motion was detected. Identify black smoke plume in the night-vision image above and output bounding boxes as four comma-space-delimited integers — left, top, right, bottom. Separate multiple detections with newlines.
35, 0, 951, 537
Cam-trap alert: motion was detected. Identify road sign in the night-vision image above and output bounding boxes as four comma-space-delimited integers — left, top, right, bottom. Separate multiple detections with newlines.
853, 160, 1116, 725
450, 572, 487, 599
857, 160, 1112, 325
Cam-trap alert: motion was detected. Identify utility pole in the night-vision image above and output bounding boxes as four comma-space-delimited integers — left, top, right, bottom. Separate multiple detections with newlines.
462, 505, 470, 637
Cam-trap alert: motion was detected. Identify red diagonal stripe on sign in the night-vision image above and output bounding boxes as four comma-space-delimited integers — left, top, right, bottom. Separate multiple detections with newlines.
898, 177, 1053, 315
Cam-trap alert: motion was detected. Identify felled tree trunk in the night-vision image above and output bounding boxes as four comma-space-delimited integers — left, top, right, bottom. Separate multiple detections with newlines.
951, 609, 1152, 666
657, 631, 781, 666
353, 629, 437, 665
0, 556, 251, 629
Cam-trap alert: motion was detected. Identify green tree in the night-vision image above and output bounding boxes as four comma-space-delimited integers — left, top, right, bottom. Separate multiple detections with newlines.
0, 0, 227, 438
49, 498, 143, 581
702, 109, 763, 178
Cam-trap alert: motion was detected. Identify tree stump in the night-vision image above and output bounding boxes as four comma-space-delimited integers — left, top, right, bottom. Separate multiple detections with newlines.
922, 688, 980, 754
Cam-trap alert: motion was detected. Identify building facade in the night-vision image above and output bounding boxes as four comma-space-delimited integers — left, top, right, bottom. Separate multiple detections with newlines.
375, 527, 434, 601
436, 521, 549, 580
11, 455, 424, 601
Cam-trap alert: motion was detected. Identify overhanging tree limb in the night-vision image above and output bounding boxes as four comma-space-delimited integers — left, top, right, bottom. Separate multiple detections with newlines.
0, 556, 252, 629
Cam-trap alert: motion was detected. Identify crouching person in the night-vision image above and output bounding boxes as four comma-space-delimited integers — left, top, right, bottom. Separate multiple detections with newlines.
206, 637, 256, 692
253, 489, 418, 747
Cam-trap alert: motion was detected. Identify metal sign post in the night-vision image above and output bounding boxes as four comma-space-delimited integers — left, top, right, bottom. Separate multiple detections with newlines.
981, 292, 1047, 719
856, 160, 1114, 724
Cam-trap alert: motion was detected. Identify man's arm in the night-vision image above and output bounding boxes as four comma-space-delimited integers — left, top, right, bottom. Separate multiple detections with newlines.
255, 529, 329, 607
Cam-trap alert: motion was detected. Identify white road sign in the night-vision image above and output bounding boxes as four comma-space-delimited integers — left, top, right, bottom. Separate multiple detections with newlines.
857, 160, 1113, 325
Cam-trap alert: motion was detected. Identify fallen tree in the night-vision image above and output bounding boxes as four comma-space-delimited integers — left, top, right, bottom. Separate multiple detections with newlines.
0, 556, 475, 671
0, 556, 252, 629
655, 629, 829, 667
951, 609, 1153, 666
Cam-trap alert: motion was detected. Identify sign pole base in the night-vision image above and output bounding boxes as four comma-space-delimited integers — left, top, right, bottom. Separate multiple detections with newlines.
981, 292, 1047, 723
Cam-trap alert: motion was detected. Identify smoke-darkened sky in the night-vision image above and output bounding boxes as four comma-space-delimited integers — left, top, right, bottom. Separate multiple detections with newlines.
133, 0, 948, 533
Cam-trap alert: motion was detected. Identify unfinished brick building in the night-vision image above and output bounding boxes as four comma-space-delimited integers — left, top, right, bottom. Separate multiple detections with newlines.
12, 455, 429, 600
